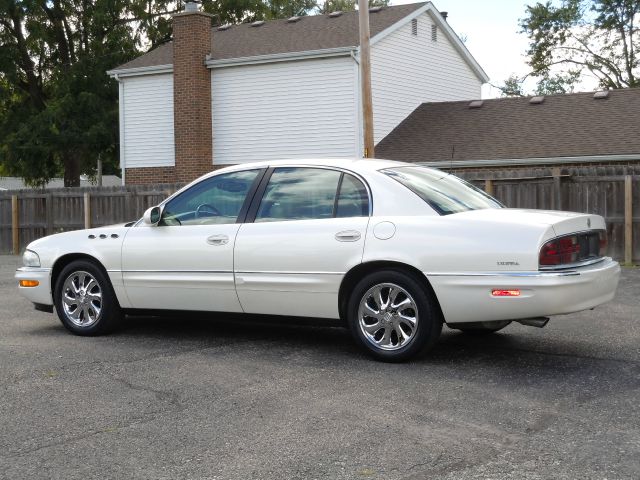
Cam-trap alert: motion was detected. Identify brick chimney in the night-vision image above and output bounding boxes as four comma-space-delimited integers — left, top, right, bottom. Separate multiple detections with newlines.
172, 1, 214, 182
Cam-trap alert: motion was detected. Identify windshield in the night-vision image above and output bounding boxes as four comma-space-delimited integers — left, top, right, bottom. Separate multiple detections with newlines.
383, 166, 503, 215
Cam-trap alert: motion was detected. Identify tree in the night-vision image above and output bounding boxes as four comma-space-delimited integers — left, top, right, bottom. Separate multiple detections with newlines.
261, 0, 319, 19
0, 0, 158, 186
496, 70, 581, 97
519, 0, 639, 90
498, 75, 526, 97
321, 0, 389, 14
0, 0, 328, 187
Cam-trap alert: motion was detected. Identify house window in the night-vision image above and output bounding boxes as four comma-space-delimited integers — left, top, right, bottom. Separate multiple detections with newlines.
431, 24, 438, 41
411, 18, 417, 36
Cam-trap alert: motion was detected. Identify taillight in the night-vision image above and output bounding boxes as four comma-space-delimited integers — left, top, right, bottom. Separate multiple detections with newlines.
540, 230, 606, 268
539, 235, 581, 266
599, 231, 608, 256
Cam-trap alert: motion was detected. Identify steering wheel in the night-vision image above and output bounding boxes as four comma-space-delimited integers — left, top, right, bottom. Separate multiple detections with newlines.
195, 203, 221, 218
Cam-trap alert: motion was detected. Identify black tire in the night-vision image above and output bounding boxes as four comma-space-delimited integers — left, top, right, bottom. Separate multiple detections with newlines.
347, 269, 442, 362
449, 320, 511, 335
54, 260, 123, 335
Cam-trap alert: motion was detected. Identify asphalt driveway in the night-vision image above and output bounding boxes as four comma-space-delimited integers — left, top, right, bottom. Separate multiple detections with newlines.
1, 254, 639, 479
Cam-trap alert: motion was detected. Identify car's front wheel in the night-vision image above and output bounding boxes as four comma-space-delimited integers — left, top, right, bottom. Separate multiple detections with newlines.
54, 260, 123, 335
347, 270, 442, 362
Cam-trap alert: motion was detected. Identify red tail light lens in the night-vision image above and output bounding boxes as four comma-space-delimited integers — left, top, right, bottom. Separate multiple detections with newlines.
492, 289, 521, 297
599, 231, 608, 256
540, 230, 606, 268
539, 235, 581, 266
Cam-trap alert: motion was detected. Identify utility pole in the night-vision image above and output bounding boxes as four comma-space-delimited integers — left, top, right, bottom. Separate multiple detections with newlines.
358, 0, 374, 158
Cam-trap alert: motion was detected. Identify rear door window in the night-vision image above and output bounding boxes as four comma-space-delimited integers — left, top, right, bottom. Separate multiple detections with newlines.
254, 167, 369, 222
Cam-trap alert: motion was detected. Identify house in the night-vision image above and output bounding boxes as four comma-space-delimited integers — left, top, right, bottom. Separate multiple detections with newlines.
107, 1, 487, 185
376, 88, 640, 171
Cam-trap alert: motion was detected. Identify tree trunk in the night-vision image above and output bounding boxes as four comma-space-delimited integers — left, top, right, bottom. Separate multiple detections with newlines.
63, 152, 81, 187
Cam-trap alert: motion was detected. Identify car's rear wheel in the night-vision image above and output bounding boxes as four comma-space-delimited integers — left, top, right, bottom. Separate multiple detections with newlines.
54, 260, 122, 335
347, 270, 442, 362
449, 320, 511, 334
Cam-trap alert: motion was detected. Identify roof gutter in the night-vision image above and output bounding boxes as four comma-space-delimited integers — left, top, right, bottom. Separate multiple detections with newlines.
205, 47, 355, 69
106, 64, 173, 78
417, 154, 640, 169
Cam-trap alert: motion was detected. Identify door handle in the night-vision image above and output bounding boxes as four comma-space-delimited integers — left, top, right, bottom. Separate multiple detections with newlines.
207, 234, 229, 246
335, 230, 361, 242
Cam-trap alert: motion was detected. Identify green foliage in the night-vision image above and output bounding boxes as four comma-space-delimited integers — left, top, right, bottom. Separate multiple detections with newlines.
262, 0, 320, 20
498, 75, 526, 97
0, 0, 323, 187
534, 70, 581, 94
321, 0, 389, 14
519, 0, 639, 90
497, 70, 581, 97
0, 0, 142, 186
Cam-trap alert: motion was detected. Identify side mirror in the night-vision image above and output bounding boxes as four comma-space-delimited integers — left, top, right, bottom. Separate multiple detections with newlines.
142, 206, 163, 226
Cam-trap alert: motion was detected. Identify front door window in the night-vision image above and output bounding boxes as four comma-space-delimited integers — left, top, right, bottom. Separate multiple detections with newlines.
161, 170, 261, 226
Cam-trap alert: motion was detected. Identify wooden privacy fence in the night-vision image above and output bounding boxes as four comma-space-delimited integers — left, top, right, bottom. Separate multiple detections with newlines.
459, 171, 637, 264
0, 174, 637, 264
0, 183, 184, 255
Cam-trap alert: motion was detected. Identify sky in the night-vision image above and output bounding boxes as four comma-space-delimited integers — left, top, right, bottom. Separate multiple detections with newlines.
391, 0, 594, 98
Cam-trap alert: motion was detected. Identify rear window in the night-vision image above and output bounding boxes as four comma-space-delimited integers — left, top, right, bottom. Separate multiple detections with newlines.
383, 166, 503, 215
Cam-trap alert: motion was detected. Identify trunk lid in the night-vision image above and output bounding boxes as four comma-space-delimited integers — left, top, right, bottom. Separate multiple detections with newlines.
453, 208, 605, 239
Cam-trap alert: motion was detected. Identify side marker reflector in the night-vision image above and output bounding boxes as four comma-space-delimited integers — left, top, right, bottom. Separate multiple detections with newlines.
19, 280, 40, 287
492, 289, 520, 297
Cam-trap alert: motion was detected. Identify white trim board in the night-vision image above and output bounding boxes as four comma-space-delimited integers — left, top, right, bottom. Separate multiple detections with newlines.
107, 64, 173, 78
205, 47, 354, 69
417, 154, 640, 169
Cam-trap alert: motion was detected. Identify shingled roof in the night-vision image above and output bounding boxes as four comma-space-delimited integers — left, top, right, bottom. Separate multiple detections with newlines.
114, 3, 426, 71
376, 88, 640, 164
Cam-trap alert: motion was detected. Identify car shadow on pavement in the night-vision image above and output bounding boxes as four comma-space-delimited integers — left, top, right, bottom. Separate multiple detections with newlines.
27, 312, 635, 375
116, 313, 622, 367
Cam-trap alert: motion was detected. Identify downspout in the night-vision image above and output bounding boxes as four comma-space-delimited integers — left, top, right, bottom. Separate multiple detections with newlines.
114, 74, 126, 186
350, 49, 363, 157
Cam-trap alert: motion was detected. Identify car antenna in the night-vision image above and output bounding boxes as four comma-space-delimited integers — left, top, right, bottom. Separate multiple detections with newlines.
450, 145, 455, 170
444, 145, 454, 177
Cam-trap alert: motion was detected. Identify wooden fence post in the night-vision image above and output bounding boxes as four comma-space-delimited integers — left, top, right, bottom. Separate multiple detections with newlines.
552, 167, 562, 210
484, 179, 494, 196
625, 175, 633, 265
11, 195, 19, 255
45, 193, 54, 235
84, 192, 91, 229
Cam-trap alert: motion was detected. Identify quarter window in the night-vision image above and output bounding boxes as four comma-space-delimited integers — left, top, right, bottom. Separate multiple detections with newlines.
255, 167, 369, 222
383, 166, 502, 215
336, 173, 369, 218
161, 170, 261, 226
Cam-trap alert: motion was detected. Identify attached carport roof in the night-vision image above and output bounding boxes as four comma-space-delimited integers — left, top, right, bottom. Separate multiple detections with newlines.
376, 88, 640, 165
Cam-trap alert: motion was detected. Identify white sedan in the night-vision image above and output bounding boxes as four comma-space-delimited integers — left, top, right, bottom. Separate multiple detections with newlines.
16, 159, 620, 361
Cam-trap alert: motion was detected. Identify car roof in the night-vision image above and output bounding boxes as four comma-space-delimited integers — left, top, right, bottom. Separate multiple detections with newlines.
209, 158, 416, 177
159, 157, 432, 210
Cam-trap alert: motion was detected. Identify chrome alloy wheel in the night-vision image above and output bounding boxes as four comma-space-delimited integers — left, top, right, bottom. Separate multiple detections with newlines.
358, 282, 419, 351
61, 271, 103, 327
